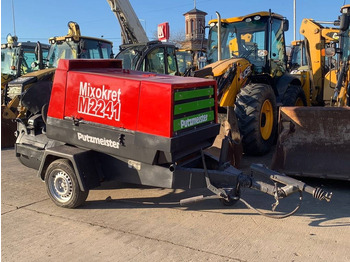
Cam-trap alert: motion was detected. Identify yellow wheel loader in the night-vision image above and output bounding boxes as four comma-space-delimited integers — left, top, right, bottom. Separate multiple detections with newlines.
1, 35, 50, 148
2, 21, 113, 120
272, 5, 350, 181
202, 11, 304, 156
1, 21, 113, 148
288, 18, 340, 106
332, 5, 350, 107
1, 34, 50, 95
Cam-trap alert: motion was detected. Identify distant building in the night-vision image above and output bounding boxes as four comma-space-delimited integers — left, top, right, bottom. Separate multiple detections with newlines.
184, 8, 206, 41
181, 7, 208, 67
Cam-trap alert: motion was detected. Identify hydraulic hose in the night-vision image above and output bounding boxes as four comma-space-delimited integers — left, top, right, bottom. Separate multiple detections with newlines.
239, 193, 303, 219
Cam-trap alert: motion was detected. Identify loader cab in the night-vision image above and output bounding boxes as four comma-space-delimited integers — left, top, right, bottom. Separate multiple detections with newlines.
340, 25, 350, 62
1, 37, 50, 80
207, 12, 289, 76
340, 5, 350, 63
289, 40, 308, 71
333, 5, 350, 106
47, 36, 113, 68
115, 41, 180, 75
176, 50, 194, 75
2, 34, 113, 119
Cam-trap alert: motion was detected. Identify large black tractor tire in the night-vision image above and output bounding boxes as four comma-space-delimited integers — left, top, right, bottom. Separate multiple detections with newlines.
45, 159, 89, 208
282, 84, 307, 106
234, 83, 277, 155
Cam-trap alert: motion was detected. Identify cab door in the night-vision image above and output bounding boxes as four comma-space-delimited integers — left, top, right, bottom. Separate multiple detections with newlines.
141, 45, 179, 75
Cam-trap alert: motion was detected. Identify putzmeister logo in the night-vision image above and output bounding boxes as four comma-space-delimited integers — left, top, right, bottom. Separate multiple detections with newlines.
180, 114, 208, 129
77, 132, 119, 149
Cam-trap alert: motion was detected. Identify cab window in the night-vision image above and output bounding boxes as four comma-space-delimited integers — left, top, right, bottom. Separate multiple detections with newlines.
143, 47, 165, 74
166, 47, 178, 75
270, 19, 287, 74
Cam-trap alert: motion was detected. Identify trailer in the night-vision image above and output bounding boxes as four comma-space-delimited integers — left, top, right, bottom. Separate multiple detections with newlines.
15, 59, 331, 217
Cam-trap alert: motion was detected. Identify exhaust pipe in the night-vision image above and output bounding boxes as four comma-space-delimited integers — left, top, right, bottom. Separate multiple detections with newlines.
216, 11, 222, 61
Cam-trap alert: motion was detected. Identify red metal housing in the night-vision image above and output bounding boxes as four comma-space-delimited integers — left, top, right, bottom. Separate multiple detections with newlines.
48, 59, 217, 138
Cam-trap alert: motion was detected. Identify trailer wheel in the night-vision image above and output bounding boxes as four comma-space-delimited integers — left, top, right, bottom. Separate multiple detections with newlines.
45, 159, 88, 208
220, 188, 241, 206
220, 197, 238, 206
234, 83, 277, 155
282, 85, 307, 106
220, 195, 240, 206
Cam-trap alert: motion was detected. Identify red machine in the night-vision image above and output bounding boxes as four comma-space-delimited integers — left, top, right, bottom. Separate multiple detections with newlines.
44, 59, 218, 165
15, 59, 331, 214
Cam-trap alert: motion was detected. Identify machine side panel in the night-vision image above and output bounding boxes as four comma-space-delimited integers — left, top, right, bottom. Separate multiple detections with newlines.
137, 81, 172, 137
47, 67, 68, 119
64, 71, 140, 131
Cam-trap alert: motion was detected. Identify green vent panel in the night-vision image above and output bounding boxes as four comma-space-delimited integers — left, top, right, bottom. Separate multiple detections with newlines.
173, 86, 215, 133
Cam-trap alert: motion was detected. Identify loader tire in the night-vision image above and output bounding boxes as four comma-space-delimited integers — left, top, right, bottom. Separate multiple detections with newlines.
45, 159, 89, 208
234, 83, 277, 155
282, 85, 307, 106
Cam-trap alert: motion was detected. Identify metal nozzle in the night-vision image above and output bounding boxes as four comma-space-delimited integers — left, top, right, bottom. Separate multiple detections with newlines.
313, 188, 332, 202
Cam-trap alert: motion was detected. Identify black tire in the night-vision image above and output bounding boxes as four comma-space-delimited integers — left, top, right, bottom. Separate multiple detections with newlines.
44, 159, 89, 208
282, 84, 307, 106
219, 188, 241, 206
234, 83, 277, 155
220, 197, 239, 206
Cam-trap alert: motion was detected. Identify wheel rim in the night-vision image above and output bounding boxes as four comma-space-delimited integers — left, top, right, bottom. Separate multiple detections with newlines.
48, 170, 73, 203
295, 97, 304, 106
260, 100, 273, 140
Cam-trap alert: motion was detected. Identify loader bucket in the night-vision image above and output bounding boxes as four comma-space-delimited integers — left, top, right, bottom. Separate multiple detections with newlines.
271, 107, 350, 181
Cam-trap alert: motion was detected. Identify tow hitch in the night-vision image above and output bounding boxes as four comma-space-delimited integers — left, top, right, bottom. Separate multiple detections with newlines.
179, 137, 332, 219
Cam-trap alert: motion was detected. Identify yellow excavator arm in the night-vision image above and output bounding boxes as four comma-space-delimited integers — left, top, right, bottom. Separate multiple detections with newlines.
299, 18, 339, 104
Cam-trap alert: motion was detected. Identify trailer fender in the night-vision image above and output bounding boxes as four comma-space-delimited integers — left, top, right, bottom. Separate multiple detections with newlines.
37, 145, 101, 191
